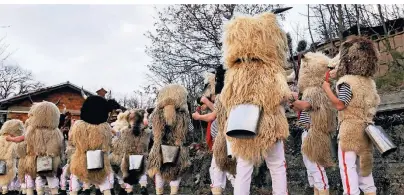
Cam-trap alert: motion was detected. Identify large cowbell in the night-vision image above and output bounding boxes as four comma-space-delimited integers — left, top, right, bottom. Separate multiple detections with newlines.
86, 150, 104, 170
226, 104, 261, 138
365, 125, 397, 157
161, 145, 180, 165
129, 155, 144, 171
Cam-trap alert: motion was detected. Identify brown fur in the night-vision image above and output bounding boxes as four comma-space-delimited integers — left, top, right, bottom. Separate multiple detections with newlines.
221, 12, 291, 165
0, 119, 24, 137
17, 102, 64, 180
69, 120, 112, 184
212, 95, 236, 175
0, 120, 23, 185
147, 84, 190, 182
337, 75, 380, 176
337, 36, 379, 78
202, 72, 216, 97
297, 52, 337, 167
110, 109, 151, 184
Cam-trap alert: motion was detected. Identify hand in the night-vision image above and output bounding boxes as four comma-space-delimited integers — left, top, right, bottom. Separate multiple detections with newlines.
200, 96, 209, 104
322, 81, 331, 91
192, 112, 200, 120
291, 92, 298, 101
5, 135, 13, 141
143, 118, 149, 126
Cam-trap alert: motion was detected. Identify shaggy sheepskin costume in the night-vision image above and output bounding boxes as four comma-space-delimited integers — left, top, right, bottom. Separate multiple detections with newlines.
69, 96, 113, 194
110, 109, 151, 187
220, 12, 292, 165
147, 84, 190, 194
297, 52, 337, 167
111, 111, 130, 132
0, 119, 24, 194
336, 36, 380, 177
15, 101, 64, 195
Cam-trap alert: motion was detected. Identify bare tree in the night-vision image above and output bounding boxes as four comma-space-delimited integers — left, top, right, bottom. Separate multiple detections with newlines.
0, 64, 44, 99
307, 4, 315, 49
145, 4, 287, 102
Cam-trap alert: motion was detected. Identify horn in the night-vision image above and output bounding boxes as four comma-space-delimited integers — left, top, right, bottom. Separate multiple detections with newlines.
54, 98, 61, 106
81, 86, 88, 100
28, 95, 34, 104
272, 7, 293, 14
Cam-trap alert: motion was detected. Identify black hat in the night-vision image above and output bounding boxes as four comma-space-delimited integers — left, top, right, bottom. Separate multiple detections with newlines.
80, 96, 112, 125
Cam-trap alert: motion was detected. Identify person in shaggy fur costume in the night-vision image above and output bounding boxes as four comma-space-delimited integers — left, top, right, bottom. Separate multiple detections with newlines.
193, 66, 235, 195
322, 36, 380, 195
289, 52, 337, 195
13, 102, 64, 195
110, 108, 151, 195
111, 111, 130, 133
0, 119, 24, 195
147, 84, 191, 195
69, 96, 114, 195
220, 12, 293, 195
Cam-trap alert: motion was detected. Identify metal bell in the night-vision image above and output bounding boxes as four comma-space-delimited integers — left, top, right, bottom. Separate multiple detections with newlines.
161, 145, 179, 165
226, 104, 261, 139
129, 155, 144, 171
365, 125, 397, 157
36, 156, 53, 173
226, 138, 232, 158
86, 150, 104, 170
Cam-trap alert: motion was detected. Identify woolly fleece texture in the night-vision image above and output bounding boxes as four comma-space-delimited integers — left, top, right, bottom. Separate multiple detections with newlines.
110, 109, 151, 185
111, 111, 130, 132
337, 75, 380, 176
0, 120, 24, 185
212, 95, 236, 175
337, 36, 379, 78
69, 121, 112, 185
19, 102, 64, 180
147, 84, 190, 182
297, 52, 337, 167
202, 72, 216, 98
221, 12, 291, 165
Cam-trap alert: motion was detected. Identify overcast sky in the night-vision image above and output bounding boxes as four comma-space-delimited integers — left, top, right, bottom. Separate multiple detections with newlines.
0, 4, 307, 99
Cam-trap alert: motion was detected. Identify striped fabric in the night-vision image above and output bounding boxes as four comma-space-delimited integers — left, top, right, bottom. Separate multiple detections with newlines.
298, 111, 311, 125
210, 119, 218, 138
338, 83, 353, 106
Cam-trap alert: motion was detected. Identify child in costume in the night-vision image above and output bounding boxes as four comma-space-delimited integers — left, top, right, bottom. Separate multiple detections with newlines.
322, 36, 380, 195
13, 101, 64, 195
289, 52, 337, 195
220, 12, 293, 195
147, 84, 192, 195
110, 109, 150, 195
192, 66, 235, 195
0, 119, 24, 195
69, 96, 114, 195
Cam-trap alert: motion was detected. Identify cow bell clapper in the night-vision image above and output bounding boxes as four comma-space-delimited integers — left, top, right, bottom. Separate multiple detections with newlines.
226, 104, 261, 138
365, 125, 397, 157
226, 138, 233, 158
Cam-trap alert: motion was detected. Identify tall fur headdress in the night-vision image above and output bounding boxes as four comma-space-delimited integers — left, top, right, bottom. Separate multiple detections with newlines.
0, 119, 24, 136
298, 52, 331, 91
28, 101, 61, 129
80, 96, 112, 125
222, 12, 288, 71
337, 36, 379, 77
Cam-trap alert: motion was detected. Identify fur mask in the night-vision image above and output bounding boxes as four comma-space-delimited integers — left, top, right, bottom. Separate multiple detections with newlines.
328, 54, 340, 79
129, 109, 146, 136
0, 119, 24, 136
298, 52, 331, 91
80, 96, 111, 125
337, 36, 379, 77
202, 72, 216, 98
27, 101, 60, 129
222, 12, 288, 72
155, 84, 189, 127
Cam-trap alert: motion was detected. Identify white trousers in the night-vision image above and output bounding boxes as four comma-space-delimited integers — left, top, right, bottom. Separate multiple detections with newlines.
60, 164, 69, 190
338, 143, 376, 195
154, 173, 181, 188
116, 173, 148, 189
234, 140, 288, 195
70, 172, 114, 192
35, 175, 59, 190
301, 131, 329, 190
21, 175, 36, 190
209, 155, 235, 189
0, 177, 20, 192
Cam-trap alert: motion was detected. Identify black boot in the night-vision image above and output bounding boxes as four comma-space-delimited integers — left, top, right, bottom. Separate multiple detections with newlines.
95, 189, 102, 195
82, 189, 92, 195
59, 190, 67, 195
140, 187, 148, 195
